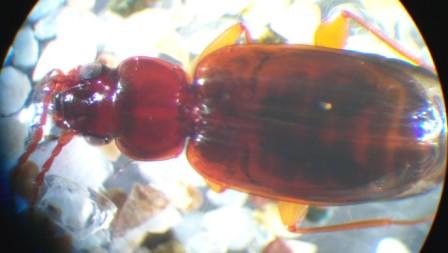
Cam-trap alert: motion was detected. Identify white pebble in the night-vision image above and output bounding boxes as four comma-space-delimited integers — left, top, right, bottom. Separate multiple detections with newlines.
32, 36, 97, 81
32, 7, 101, 81
174, 213, 204, 244
0, 116, 27, 170
242, 0, 290, 38
285, 239, 318, 253
67, 0, 96, 11
33, 11, 58, 40
37, 175, 116, 248
102, 9, 173, 61
206, 189, 248, 207
0, 67, 31, 115
376, 238, 411, 253
171, 153, 206, 187
182, 0, 250, 23
12, 26, 39, 69
29, 136, 113, 191
185, 231, 227, 253
202, 206, 257, 251
54, 7, 103, 41
137, 153, 205, 190
270, 1, 321, 44
28, 0, 65, 22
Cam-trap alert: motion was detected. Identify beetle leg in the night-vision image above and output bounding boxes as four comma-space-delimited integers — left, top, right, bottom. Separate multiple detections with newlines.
16, 97, 52, 170
15, 69, 65, 172
14, 69, 75, 206
288, 214, 434, 234
277, 201, 309, 228
199, 23, 252, 60
191, 23, 252, 75
31, 131, 75, 205
315, 10, 432, 70
205, 178, 227, 193
35, 132, 76, 185
314, 12, 349, 50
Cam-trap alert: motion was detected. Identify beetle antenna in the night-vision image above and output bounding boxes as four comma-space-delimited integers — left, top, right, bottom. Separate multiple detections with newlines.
15, 69, 74, 204
340, 10, 434, 72
288, 215, 435, 233
16, 71, 61, 170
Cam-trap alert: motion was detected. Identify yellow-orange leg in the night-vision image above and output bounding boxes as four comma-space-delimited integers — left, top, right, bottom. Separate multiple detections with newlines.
190, 23, 252, 75
197, 23, 252, 62
276, 201, 434, 234
205, 178, 226, 193
277, 201, 309, 228
288, 215, 435, 234
315, 10, 433, 71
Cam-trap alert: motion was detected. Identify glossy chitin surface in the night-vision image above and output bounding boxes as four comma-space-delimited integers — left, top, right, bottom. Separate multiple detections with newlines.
54, 57, 189, 160
115, 57, 189, 160
53, 45, 446, 205
53, 66, 120, 138
186, 45, 446, 204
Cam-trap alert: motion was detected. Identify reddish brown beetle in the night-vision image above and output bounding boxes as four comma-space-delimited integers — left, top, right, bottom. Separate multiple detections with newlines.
16, 10, 446, 233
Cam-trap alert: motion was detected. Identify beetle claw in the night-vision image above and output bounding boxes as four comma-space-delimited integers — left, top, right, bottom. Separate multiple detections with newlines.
277, 201, 309, 227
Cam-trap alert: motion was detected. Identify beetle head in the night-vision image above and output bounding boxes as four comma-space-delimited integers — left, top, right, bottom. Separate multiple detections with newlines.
52, 63, 120, 139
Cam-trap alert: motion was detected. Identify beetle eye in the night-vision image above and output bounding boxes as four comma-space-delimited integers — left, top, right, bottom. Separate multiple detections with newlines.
84, 135, 112, 146
79, 63, 103, 80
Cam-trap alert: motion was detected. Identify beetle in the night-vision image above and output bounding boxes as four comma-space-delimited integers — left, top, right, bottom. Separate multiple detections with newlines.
16, 10, 446, 233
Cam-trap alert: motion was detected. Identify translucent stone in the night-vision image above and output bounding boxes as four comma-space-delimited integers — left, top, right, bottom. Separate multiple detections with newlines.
29, 136, 113, 192
36, 175, 117, 239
